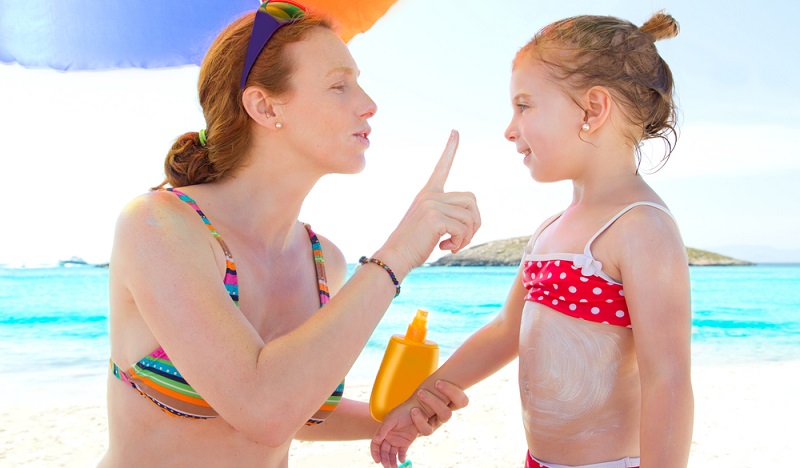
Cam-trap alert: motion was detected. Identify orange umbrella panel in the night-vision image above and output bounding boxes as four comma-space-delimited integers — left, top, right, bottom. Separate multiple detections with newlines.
304, 0, 399, 42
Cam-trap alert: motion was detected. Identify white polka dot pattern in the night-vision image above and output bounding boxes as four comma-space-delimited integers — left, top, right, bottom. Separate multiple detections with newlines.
522, 258, 630, 327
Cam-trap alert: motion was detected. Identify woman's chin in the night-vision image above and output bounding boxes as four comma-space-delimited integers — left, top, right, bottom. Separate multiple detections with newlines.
331, 158, 366, 176
347, 155, 367, 174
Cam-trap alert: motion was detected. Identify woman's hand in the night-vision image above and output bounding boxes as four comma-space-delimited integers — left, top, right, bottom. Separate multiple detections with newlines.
370, 380, 469, 467
376, 130, 480, 278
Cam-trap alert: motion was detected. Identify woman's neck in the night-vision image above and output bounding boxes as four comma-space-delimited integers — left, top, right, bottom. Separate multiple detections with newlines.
184, 155, 321, 253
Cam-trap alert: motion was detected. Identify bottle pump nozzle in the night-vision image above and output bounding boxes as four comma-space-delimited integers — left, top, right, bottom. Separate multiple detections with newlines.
405, 309, 429, 343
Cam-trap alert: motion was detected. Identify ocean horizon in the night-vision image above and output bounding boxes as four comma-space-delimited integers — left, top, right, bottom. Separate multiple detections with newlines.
1, 263, 798, 408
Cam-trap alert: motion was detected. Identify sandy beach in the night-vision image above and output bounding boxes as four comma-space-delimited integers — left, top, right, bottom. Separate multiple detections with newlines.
2, 358, 798, 467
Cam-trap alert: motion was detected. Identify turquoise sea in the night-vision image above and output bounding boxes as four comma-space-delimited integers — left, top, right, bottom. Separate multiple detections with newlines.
1, 264, 799, 406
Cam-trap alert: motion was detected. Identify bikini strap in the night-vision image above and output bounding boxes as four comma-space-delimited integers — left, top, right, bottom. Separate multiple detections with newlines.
523, 211, 564, 257
583, 202, 676, 257
303, 224, 330, 307
163, 188, 239, 306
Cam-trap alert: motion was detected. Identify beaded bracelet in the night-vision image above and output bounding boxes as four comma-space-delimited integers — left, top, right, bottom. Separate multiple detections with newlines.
359, 256, 401, 298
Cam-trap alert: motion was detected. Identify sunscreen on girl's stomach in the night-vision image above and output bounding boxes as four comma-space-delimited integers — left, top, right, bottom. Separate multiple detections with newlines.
370, 309, 439, 421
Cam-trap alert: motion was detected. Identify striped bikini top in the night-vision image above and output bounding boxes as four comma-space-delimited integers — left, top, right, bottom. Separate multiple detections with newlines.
110, 188, 343, 424
521, 202, 675, 328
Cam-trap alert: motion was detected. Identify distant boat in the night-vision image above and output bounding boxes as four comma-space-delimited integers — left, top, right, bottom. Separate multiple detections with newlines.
57, 257, 110, 268
58, 256, 89, 267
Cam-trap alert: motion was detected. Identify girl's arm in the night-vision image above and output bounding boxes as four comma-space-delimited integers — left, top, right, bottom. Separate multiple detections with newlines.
617, 208, 694, 467
370, 266, 528, 466
417, 265, 527, 395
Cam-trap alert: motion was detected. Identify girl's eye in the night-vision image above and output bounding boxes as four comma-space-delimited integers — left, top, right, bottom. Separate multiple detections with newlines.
331, 83, 346, 92
516, 103, 529, 112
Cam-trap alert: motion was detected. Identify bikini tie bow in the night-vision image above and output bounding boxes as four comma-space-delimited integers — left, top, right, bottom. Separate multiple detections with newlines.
574, 254, 603, 277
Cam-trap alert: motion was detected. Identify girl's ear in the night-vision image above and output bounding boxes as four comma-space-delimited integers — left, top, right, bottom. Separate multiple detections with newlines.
241, 86, 283, 130
582, 86, 612, 133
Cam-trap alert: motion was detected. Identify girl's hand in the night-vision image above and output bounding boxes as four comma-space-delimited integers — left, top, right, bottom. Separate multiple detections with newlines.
376, 130, 480, 278
370, 380, 469, 467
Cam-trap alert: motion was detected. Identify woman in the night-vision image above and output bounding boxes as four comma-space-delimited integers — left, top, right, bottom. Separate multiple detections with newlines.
100, 2, 478, 466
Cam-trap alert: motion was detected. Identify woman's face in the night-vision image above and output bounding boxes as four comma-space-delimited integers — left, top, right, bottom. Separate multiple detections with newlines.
504, 57, 585, 182
279, 27, 377, 175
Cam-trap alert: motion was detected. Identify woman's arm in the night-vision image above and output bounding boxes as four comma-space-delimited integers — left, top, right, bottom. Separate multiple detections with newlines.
115, 132, 481, 447
617, 208, 694, 467
294, 380, 470, 442
293, 236, 471, 442
293, 399, 378, 441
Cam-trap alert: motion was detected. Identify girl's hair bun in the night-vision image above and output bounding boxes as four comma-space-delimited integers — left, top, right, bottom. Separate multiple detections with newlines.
640, 11, 679, 42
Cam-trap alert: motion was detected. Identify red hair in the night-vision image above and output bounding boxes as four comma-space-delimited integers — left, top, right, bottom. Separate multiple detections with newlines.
156, 12, 333, 189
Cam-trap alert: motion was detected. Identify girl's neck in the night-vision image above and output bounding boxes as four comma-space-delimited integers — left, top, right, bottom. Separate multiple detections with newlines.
570, 161, 644, 207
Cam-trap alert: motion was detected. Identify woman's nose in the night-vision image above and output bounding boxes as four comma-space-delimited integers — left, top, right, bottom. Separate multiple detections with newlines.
361, 91, 377, 119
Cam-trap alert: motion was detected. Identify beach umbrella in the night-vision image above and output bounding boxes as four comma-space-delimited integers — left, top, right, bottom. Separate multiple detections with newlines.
0, 0, 399, 71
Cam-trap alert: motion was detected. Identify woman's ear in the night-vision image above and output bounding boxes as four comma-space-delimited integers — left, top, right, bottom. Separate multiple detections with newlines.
241, 86, 282, 129
582, 86, 612, 133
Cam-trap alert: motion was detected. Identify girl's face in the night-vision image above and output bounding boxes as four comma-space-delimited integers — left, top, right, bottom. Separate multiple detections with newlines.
504, 57, 585, 182
280, 28, 377, 175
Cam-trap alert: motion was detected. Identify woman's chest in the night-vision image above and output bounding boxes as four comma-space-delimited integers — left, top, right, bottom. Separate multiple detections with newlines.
234, 258, 325, 342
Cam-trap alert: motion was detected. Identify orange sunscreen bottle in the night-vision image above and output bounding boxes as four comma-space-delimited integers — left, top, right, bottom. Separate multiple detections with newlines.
370, 309, 439, 421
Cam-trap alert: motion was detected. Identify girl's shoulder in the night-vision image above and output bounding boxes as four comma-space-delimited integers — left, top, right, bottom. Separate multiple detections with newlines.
604, 201, 686, 267
607, 201, 679, 237
527, 210, 565, 241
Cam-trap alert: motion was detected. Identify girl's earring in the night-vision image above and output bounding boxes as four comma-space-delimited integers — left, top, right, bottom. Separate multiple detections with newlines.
275, 122, 282, 129
581, 123, 590, 131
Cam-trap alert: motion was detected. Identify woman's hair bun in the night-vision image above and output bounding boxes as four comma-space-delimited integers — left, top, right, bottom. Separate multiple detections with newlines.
640, 11, 679, 42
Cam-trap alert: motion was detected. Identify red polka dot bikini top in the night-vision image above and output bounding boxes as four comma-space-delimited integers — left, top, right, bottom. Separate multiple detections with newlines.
521, 202, 674, 328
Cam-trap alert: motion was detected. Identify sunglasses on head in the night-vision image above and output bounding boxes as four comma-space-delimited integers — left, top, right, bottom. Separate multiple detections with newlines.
240, 1, 307, 89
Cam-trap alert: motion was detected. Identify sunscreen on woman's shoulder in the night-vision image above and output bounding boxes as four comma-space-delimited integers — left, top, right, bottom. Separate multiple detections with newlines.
370, 309, 439, 421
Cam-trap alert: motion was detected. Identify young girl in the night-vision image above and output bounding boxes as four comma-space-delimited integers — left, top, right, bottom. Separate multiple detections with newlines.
371, 12, 693, 468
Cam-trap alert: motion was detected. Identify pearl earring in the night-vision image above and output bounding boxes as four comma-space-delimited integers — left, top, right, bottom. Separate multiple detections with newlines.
275, 122, 282, 129
581, 123, 590, 131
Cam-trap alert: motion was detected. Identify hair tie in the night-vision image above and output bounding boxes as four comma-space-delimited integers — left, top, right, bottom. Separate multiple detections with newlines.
198, 129, 208, 146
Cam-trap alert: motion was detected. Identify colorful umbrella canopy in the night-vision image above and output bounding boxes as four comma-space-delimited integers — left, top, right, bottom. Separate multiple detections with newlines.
0, 0, 398, 71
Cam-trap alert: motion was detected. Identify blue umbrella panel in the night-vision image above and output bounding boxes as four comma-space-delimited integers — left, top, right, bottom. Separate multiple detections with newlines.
0, 0, 258, 70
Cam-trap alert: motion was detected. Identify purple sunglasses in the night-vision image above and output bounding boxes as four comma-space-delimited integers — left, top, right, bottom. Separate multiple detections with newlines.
240, 1, 307, 89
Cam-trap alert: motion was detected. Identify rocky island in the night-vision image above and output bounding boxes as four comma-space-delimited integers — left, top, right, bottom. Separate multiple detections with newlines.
432, 236, 753, 266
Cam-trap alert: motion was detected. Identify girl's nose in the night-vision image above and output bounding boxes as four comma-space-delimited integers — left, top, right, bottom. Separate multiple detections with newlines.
504, 123, 518, 142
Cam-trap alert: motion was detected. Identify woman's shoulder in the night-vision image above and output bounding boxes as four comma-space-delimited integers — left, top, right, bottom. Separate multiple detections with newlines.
109, 190, 222, 286
117, 189, 191, 221
114, 190, 206, 246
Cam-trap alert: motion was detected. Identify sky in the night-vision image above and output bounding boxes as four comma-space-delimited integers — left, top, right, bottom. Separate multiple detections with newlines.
1, 0, 799, 266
